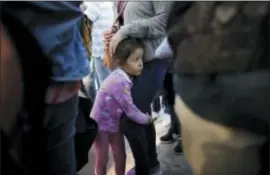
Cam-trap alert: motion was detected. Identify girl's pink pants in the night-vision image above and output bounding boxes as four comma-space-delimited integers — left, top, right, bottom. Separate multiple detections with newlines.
95, 130, 126, 175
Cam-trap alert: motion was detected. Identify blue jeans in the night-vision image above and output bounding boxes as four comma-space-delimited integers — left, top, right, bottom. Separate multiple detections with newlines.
94, 56, 110, 85
44, 95, 78, 175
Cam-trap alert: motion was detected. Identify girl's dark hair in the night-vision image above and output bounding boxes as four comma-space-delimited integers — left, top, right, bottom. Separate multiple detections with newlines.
113, 38, 144, 64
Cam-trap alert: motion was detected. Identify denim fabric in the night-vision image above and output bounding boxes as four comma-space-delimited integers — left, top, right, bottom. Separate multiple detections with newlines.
3, 2, 90, 81
44, 95, 78, 175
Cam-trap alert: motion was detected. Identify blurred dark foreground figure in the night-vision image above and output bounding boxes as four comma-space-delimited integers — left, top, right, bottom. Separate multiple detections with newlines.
0, 2, 97, 175
167, 2, 269, 175
0, 11, 51, 174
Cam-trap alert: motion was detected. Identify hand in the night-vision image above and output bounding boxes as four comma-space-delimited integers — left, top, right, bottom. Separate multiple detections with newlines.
146, 113, 156, 124
109, 31, 123, 57
148, 117, 154, 124
103, 29, 114, 47
103, 27, 117, 46
104, 30, 113, 41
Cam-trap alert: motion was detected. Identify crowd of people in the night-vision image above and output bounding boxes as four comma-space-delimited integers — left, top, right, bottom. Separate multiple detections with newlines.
0, 1, 269, 175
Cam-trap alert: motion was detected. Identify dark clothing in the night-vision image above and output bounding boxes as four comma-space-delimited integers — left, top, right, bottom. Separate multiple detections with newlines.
1, 7, 51, 175
75, 97, 98, 171
173, 72, 270, 135
152, 99, 161, 113
167, 2, 269, 174
117, 1, 125, 26
1, 2, 90, 175
163, 71, 180, 135
120, 118, 151, 175
163, 71, 174, 106
167, 106, 180, 135
168, 2, 269, 74
131, 59, 168, 114
173, 71, 270, 174
1, 1, 90, 81
1, 131, 24, 174
173, 72, 269, 175
120, 59, 168, 175
44, 95, 78, 175
120, 120, 158, 175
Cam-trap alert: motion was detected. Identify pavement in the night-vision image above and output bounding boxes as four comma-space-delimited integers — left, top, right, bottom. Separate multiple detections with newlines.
78, 109, 193, 175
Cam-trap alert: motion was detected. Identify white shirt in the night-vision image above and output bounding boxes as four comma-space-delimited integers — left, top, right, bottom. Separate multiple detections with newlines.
83, 2, 114, 59
155, 37, 173, 59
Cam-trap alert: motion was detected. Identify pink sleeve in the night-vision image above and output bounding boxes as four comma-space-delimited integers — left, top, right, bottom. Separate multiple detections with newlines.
113, 80, 149, 125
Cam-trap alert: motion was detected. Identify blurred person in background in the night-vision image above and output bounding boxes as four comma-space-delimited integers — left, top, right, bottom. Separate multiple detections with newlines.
83, 1, 114, 87
1, 2, 89, 175
167, 2, 269, 175
155, 37, 183, 155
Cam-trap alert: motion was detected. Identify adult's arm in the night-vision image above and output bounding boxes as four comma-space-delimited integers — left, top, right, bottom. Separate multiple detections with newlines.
118, 2, 172, 39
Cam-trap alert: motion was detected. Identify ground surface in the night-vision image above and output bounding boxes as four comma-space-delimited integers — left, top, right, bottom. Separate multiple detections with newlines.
78, 111, 193, 175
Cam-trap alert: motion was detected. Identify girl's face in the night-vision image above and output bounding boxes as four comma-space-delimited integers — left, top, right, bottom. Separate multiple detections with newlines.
122, 48, 144, 76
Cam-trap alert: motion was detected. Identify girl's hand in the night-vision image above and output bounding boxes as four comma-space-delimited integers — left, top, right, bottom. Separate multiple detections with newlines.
146, 113, 156, 124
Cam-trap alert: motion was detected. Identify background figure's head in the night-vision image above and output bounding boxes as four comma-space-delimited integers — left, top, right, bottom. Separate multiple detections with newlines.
113, 38, 144, 76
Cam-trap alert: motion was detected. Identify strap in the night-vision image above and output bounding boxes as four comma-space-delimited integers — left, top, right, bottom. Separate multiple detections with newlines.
112, 1, 127, 27
80, 80, 90, 97
80, 15, 92, 61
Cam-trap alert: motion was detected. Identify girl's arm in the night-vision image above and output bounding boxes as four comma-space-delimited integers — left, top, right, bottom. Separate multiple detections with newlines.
113, 80, 149, 125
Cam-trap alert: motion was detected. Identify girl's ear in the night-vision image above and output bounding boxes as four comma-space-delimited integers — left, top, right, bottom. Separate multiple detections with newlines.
114, 59, 120, 67
110, 58, 121, 69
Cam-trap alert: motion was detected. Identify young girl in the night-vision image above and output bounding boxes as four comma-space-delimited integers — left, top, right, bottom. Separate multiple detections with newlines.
90, 38, 152, 175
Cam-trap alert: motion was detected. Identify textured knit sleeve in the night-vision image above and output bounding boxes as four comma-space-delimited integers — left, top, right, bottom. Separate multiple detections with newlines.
118, 2, 172, 39
113, 80, 149, 125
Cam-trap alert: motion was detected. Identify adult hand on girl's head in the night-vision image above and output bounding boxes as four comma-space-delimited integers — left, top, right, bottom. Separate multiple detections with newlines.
103, 30, 114, 47
109, 30, 123, 57
104, 30, 113, 41
103, 27, 117, 45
